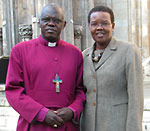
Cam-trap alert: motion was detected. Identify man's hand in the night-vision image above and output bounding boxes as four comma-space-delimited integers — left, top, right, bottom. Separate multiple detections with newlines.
44, 110, 64, 128
55, 107, 74, 122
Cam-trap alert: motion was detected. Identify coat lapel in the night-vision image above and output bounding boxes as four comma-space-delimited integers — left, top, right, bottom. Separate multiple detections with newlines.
95, 38, 117, 71
85, 47, 95, 73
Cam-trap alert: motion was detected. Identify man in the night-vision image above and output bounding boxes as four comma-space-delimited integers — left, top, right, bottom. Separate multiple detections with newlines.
5, 3, 86, 131
81, 6, 143, 131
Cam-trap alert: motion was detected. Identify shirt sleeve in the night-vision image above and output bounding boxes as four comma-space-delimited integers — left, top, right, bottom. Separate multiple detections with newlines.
35, 107, 49, 122
5, 46, 44, 123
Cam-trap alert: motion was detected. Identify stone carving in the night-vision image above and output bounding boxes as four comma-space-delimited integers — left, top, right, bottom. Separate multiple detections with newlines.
74, 25, 83, 39
18, 24, 32, 41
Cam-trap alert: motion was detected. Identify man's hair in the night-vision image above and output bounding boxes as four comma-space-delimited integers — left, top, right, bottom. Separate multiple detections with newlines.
88, 6, 114, 24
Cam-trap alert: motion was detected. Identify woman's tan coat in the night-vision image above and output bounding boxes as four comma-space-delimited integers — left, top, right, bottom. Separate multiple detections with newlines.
81, 38, 144, 131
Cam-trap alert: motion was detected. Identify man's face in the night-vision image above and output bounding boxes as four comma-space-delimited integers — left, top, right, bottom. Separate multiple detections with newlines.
89, 11, 115, 47
39, 7, 66, 42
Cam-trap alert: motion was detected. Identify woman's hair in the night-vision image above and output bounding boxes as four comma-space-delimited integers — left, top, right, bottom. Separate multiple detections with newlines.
88, 6, 114, 24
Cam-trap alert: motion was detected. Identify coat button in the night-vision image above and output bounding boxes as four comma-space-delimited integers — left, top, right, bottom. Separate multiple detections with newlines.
93, 89, 96, 92
93, 101, 96, 106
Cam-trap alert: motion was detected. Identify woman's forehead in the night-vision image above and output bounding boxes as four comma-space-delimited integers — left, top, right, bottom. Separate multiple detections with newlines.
90, 12, 111, 21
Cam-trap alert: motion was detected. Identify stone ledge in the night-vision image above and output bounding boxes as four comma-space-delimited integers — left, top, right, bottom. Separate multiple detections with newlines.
0, 94, 9, 107
0, 84, 5, 92
0, 85, 9, 107
144, 99, 150, 111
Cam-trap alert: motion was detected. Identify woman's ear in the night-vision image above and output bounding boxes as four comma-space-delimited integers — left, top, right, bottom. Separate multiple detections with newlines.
112, 22, 115, 30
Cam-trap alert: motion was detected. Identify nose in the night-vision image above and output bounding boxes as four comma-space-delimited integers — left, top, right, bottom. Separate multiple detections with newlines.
96, 24, 104, 30
47, 19, 55, 26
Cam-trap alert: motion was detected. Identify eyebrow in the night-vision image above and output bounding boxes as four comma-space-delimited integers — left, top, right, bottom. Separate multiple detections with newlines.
90, 19, 110, 22
41, 15, 51, 18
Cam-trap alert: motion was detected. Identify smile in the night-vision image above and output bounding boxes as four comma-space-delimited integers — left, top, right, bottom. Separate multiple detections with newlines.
96, 32, 105, 38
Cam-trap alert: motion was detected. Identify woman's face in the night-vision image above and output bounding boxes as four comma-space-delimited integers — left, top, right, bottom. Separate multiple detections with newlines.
89, 11, 115, 48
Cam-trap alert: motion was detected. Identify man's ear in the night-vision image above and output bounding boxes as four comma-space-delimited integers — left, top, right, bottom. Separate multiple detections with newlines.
38, 19, 41, 28
63, 21, 66, 29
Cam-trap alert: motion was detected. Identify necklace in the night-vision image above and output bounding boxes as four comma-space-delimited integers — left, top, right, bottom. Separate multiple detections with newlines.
92, 49, 104, 62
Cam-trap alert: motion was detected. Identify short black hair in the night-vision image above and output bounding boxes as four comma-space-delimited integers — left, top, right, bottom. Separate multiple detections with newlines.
88, 6, 114, 24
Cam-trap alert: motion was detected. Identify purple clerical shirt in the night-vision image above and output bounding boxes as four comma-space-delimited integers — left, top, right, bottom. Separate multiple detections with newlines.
5, 36, 86, 131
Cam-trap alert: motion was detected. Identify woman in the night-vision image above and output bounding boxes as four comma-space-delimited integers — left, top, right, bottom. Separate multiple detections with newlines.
81, 6, 143, 131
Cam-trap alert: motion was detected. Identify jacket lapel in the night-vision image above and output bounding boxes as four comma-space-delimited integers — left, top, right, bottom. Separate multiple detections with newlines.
85, 47, 95, 73
95, 38, 117, 71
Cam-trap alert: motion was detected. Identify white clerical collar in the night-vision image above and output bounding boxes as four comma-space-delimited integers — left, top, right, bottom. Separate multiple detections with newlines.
48, 42, 56, 47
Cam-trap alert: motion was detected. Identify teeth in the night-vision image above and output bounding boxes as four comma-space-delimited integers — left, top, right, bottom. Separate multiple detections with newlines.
97, 33, 104, 37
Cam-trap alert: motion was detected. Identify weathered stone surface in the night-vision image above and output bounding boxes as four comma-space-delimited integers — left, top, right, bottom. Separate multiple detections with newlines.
18, 24, 32, 41
74, 25, 83, 50
74, 25, 83, 39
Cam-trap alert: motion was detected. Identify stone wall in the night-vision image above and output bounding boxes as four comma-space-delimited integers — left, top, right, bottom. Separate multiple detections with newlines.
0, 0, 150, 59
0, 0, 150, 55
0, 84, 19, 131
0, 0, 150, 130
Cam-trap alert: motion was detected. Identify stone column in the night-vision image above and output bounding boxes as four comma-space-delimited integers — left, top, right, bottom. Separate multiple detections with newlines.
148, 0, 150, 56
32, 17, 40, 39
61, 0, 74, 44
0, 27, 3, 56
74, 25, 83, 50
32, 0, 40, 39
80, 0, 94, 50
18, 24, 32, 41
2, 0, 18, 56
136, 0, 143, 48
128, 0, 139, 44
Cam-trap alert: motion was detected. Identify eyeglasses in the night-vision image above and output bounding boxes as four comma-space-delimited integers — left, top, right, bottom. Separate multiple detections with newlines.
90, 21, 111, 28
41, 17, 63, 24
